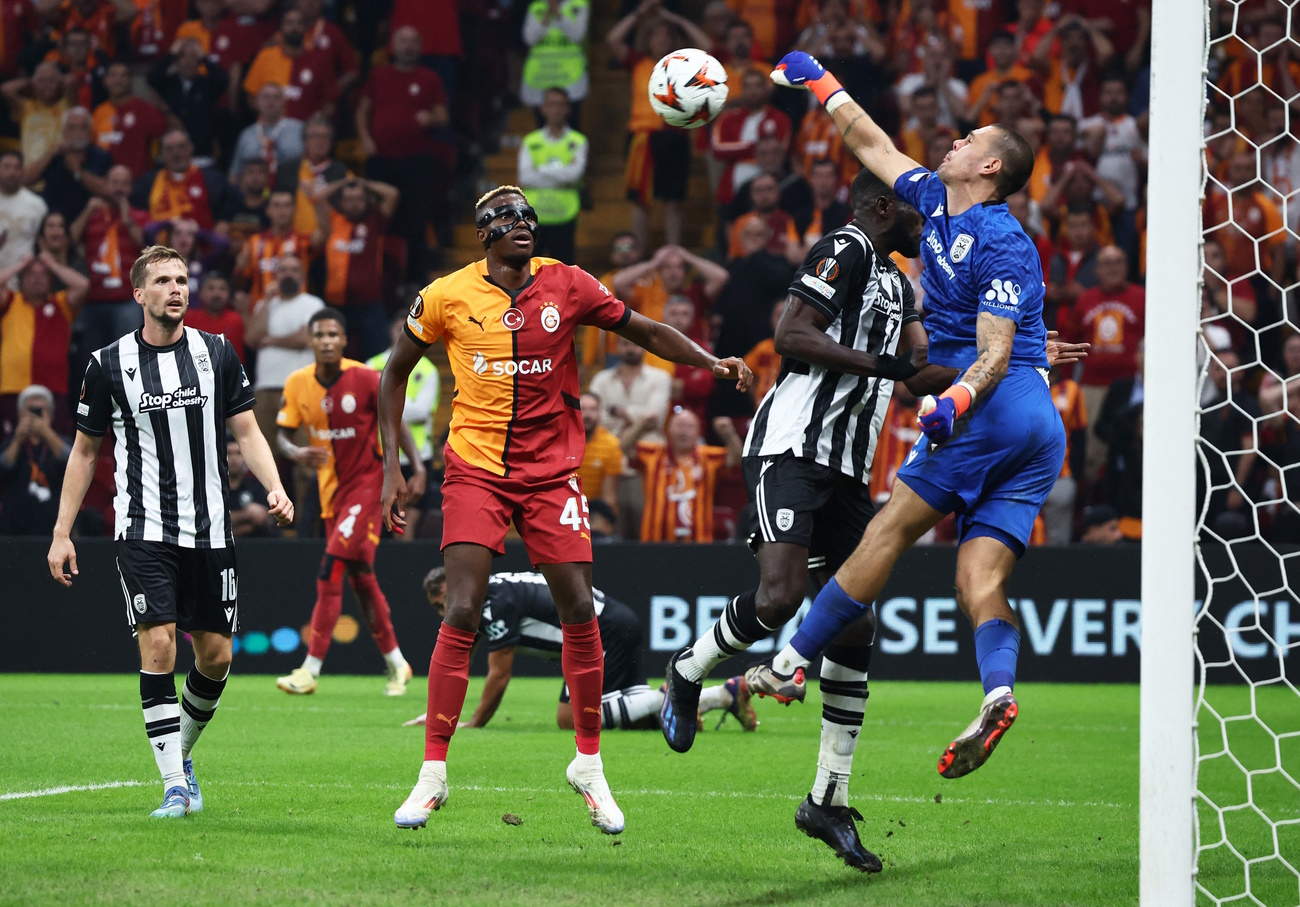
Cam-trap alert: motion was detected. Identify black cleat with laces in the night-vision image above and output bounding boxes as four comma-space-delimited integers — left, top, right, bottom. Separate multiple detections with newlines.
660, 648, 703, 753
794, 793, 883, 873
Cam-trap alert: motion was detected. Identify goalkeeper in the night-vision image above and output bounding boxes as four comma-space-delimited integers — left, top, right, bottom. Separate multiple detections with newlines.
405, 568, 756, 732
748, 52, 1066, 782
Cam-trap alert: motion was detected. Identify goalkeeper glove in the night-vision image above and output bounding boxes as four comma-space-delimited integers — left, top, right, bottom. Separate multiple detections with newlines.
771, 51, 850, 113
917, 383, 976, 445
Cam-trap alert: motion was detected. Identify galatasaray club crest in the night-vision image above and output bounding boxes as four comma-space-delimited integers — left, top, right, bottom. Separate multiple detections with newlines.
540, 303, 560, 333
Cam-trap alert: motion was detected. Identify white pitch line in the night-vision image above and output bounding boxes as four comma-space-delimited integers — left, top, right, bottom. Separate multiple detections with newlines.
0, 780, 145, 801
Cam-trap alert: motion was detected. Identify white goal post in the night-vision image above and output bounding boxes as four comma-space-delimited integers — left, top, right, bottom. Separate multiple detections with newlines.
1141, 0, 1204, 903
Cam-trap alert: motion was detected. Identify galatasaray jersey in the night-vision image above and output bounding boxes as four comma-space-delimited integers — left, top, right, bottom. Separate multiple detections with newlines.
405, 257, 630, 481
275, 359, 382, 519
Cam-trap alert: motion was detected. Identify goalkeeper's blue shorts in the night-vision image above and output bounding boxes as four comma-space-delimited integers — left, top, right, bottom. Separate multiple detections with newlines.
895, 366, 1066, 557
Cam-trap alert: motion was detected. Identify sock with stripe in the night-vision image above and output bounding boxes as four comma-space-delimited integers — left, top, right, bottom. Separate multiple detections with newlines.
423, 622, 476, 761
348, 569, 401, 659
973, 618, 1020, 693
599, 685, 663, 728
307, 557, 345, 668
774, 578, 869, 675
561, 618, 604, 755
180, 665, 228, 759
141, 671, 184, 791
810, 643, 872, 808
676, 591, 775, 683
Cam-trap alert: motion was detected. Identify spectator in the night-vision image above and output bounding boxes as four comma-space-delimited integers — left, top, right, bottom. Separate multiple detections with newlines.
1007, 188, 1052, 274
715, 17, 761, 91
967, 30, 1038, 128
611, 243, 727, 329
1204, 151, 1286, 283
144, 215, 229, 294
69, 162, 147, 352
1046, 203, 1101, 324
185, 270, 247, 363
35, 210, 87, 284
725, 0, 797, 60
48, 26, 108, 110
790, 90, 855, 186
225, 435, 273, 537
896, 34, 969, 132
1008, 0, 1056, 66
1259, 333, 1300, 425
700, 1, 737, 62
518, 87, 587, 265
578, 390, 625, 517
88, 61, 166, 180
711, 68, 791, 209
1197, 348, 1257, 538
1033, 13, 1113, 118
1044, 365, 1088, 544
389, 0, 462, 116
794, 0, 884, 62
823, 16, 899, 136
367, 312, 440, 539
0, 151, 49, 272
0, 384, 69, 536
663, 294, 714, 423
742, 300, 785, 405
228, 82, 304, 182
273, 114, 350, 237
217, 157, 271, 248
135, 129, 227, 229
727, 172, 800, 262
0, 254, 89, 432
313, 177, 400, 359
0, 0, 38, 82
789, 158, 852, 247
1081, 75, 1145, 223
295, 0, 359, 97
588, 335, 672, 443
607, 5, 711, 248
1078, 504, 1122, 544
1201, 237, 1256, 353
711, 217, 797, 365
1217, 17, 1298, 100
579, 230, 643, 378
172, 0, 225, 56
146, 37, 229, 162
521, 0, 589, 124
869, 383, 923, 507
245, 253, 323, 451
1, 61, 74, 175
43, 0, 127, 60
356, 26, 448, 281
1095, 340, 1143, 538
898, 86, 953, 164
1028, 112, 1081, 204
242, 8, 338, 121
730, 134, 804, 221
25, 106, 111, 221
1040, 155, 1125, 244
630, 408, 741, 543
236, 188, 320, 314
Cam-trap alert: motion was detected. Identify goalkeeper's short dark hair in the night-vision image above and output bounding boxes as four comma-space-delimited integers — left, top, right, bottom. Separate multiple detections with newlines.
988, 124, 1035, 200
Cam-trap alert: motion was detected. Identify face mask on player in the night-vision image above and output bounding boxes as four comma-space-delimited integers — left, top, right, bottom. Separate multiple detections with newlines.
477, 203, 539, 250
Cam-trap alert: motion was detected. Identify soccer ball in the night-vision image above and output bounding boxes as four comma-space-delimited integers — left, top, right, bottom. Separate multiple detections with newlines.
648, 48, 729, 129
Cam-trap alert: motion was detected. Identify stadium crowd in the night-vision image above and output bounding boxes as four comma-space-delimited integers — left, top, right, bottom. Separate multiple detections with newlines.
1, 0, 1290, 547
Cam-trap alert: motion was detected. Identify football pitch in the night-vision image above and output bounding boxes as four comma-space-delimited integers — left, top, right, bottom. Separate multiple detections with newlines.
1, 675, 1294, 907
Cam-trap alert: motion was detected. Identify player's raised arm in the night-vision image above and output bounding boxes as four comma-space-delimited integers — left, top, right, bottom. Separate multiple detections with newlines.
47, 430, 102, 586
614, 310, 754, 392
378, 329, 425, 531
771, 51, 923, 189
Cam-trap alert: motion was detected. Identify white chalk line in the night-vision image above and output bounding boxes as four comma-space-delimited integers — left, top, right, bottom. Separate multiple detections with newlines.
0, 780, 146, 801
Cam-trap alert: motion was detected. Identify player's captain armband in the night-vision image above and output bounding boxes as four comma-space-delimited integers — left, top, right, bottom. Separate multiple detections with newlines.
800, 272, 836, 300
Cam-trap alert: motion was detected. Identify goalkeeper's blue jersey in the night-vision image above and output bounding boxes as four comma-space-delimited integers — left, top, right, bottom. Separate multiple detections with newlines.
892, 167, 1049, 372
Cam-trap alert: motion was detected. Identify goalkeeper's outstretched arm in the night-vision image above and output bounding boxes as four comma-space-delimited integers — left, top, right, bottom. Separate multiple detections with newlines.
771, 51, 923, 188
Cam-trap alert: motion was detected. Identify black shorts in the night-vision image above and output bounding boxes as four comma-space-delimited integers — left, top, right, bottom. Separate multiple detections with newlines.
559, 597, 644, 701
648, 129, 690, 201
743, 452, 875, 574
116, 540, 240, 634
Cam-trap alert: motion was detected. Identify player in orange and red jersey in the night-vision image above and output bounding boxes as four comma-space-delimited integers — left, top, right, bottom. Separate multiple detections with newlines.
273, 307, 424, 698
380, 185, 752, 836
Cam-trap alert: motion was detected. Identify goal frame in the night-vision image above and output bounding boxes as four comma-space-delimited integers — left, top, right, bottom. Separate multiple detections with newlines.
1140, 0, 1205, 903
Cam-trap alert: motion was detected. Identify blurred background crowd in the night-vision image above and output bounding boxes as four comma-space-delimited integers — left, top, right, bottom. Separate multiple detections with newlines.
0, 0, 1290, 549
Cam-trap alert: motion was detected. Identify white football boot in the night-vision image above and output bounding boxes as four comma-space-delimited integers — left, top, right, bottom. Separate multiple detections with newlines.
566, 752, 624, 835
394, 761, 449, 828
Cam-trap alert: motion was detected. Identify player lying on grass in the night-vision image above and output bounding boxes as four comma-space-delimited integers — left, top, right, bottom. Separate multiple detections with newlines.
47, 246, 294, 819
749, 51, 1066, 784
404, 569, 757, 732
273, 307, 423, 698
379, 185, 752, 835
658, 167, 1088, 871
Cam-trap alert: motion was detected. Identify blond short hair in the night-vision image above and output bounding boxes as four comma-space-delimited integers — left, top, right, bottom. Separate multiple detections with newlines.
130, 245, 187, 291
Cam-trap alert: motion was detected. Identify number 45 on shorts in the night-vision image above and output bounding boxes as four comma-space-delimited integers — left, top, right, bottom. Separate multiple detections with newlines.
560, 495, 590, 532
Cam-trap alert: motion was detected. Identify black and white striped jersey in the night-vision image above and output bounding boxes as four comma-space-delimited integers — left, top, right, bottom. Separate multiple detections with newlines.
479, 571, 608, 655
77, 327, 256, 548
744, 224, 919, 484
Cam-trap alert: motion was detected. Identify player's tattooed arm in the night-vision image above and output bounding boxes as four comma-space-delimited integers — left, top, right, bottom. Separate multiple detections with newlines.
828, 97, 922, 188
961, 312, 1016, 398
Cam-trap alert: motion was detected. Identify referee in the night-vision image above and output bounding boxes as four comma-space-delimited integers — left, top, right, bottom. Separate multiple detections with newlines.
47, 246, 293, 819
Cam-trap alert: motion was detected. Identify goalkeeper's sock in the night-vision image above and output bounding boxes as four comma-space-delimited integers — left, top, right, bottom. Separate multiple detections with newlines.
348, 569, 399, 656
973, 618, 1020, 694
811, 644, 870, 808
600, 686, 662, 728
676, 591, 774, 683
141, 671, 185, 791
308, 559, 345, 661
180, 664, 227, 759
423, 623, 476, 761
561, 618, 603, 755
774, 578, 869, 674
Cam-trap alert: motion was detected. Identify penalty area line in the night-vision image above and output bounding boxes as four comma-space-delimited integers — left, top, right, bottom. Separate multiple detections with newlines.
0, 780, 146, 801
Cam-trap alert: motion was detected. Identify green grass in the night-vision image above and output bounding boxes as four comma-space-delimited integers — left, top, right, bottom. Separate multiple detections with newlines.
0, 675, 1292, 907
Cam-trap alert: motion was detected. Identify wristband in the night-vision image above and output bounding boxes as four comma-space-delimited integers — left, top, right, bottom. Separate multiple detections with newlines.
940, 381, 977, 416
873, 352, 918, 381
809, 72, 846, 108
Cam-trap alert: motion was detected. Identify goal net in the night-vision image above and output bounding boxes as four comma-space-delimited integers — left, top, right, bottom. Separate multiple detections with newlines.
1189, 1, 1300, 904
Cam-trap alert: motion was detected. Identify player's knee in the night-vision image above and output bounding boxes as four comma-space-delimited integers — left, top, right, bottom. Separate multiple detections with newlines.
345, 561, 373, 578
441, 598, 481, 631
758, 575, 806, 619
955, 570, 1004, 617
